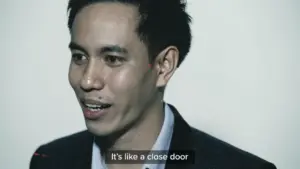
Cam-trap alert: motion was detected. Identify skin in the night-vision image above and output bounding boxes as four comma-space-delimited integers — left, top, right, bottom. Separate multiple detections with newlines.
68, 3, 179, 165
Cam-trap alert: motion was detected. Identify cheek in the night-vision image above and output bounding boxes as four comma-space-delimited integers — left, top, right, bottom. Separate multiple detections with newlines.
106, 67, 154, 101
68, 65, 83, 89
108, 69, 140, 92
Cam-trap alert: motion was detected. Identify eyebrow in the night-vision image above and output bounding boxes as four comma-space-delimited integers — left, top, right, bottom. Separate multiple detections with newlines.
68, 42, 88, 54
99, 45, 128, 54
68, 42, 128, 55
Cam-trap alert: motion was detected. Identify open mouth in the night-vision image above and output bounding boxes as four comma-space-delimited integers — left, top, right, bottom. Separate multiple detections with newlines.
83, 103, 112, 112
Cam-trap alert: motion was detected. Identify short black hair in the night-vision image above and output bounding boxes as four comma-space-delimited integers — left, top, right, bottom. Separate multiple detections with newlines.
67, 0, 192, 67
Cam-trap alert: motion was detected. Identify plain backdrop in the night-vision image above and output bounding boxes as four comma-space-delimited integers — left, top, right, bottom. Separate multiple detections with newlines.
1, 0, 299, 168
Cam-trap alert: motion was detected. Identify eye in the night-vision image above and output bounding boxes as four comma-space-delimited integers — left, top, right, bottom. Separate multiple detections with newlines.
104, 55, 125, 66
71, 53, 88, 65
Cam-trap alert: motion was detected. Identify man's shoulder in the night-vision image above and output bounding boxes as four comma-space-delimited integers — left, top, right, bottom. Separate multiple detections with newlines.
189, 127, 276, 169
30, 130, 92, 169
33, 130, 91, 155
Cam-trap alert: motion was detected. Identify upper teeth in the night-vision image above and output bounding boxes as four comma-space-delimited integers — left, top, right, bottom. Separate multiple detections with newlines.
85, 104, 102, 108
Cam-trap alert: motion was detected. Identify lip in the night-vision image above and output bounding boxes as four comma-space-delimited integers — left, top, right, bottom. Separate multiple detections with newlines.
81, 98, 112, 105
82, 106, 111, 120
80, 98, 112, 120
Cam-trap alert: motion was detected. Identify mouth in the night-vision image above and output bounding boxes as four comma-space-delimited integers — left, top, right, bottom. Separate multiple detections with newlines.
80, 99, 113, 120
81, 99, 112, 111
83, 102, 112, 111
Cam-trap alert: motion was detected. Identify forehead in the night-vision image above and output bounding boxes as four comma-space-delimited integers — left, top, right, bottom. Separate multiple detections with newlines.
71, 2, 140, 48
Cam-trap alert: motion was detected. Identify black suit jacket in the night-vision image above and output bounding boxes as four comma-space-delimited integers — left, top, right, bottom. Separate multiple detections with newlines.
30, 104, 276, 169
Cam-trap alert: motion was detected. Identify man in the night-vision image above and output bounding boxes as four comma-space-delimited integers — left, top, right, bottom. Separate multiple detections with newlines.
30, 0, 277, 169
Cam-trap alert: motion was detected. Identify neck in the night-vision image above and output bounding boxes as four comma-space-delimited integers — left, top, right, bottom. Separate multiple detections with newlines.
97, 98, 165, 152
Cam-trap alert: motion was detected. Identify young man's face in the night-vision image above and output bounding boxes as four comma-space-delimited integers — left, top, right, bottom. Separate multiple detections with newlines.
68, 3, 159, 136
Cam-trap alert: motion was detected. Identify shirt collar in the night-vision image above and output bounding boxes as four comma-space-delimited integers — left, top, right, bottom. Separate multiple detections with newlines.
92, 104, 175, 169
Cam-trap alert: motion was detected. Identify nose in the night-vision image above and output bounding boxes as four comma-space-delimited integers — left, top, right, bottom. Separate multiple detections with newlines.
80, 61, 105, 91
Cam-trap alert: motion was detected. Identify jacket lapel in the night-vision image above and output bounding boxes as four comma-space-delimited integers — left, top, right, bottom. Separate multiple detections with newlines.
165, 104, 195, 169
71, 131, 94, 169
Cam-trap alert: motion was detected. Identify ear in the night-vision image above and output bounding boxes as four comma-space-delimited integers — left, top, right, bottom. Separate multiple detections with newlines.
154, 46, 179, 88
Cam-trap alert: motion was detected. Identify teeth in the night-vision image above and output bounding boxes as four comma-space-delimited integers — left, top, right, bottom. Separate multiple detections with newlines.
88, 107, 103, 112
85, 104, 103, 112
84, 103, 111, 111
85, 104, 101, 108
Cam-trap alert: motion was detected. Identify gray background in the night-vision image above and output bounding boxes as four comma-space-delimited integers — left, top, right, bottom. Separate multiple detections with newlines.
0, 0, 299, 168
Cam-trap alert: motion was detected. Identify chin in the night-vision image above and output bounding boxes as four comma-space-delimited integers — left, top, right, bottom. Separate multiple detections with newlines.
85, 120, 116, 136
